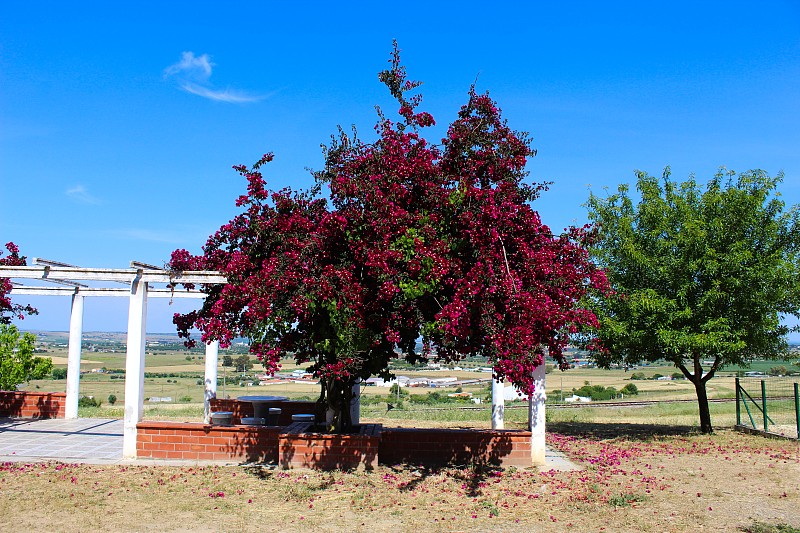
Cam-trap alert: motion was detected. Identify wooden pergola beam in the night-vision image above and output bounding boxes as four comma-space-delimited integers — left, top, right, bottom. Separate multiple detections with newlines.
10, 286, 209, 298
0, 261, 227, 458
0, 265, 228, 285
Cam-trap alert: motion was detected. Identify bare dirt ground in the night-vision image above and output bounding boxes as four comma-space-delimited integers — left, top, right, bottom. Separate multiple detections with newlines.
0, 427, 797, 532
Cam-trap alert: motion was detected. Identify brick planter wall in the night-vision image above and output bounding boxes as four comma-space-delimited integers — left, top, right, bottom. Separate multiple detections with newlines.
209, 398, 324, 425
279, 422, 381, 471
379, 428, 532, 468
136, 421, 281, 462
134, 420, 532, 469
0, 391, 66, 419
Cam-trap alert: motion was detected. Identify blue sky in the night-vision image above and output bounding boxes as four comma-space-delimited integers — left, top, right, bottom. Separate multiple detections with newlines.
2, 1, 800, 336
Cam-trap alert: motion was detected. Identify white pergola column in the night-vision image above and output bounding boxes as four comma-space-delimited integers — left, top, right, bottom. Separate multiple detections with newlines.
491, 374, 505, 430
528, 363, 547, 466
64, 293, 85, 419
123, 278, 148, 459
350, 379, 361, 426
203, 341, 219, 423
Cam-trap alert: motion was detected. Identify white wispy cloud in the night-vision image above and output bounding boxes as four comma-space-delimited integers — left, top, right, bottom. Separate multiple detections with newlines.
180, 82, 264, 103
164, 51, 267, 104
164, 51, 213, 80
65, 185, 101, 205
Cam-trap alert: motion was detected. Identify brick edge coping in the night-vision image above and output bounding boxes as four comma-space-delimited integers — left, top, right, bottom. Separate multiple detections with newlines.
137, 420, 530, 436
137, 420, 384, 436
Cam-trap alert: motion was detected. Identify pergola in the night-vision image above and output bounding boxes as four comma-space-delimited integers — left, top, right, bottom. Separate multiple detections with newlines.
2, 260, 226, 458
2, 260, 547, 465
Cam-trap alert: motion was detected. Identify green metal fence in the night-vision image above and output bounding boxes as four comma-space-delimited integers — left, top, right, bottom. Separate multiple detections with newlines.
735, 377, 800, 439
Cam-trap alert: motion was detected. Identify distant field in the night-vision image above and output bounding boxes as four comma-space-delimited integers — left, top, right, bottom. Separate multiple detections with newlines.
23, 343, 798, 429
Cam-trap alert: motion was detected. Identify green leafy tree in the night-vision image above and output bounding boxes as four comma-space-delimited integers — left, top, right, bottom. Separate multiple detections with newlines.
234, 354, 253, 373
221, 355, 233, 367
768, 366, 788, 376
620, 383, 639, 395
0, 324, 52, 391
586, 168, 800, 433
107, 394, 117, 405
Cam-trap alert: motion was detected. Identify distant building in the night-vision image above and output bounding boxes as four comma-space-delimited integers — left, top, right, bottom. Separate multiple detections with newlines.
564, 395, 591, 403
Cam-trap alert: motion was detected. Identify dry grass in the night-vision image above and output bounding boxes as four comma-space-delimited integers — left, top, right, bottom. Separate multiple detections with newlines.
0, 429, 797, 532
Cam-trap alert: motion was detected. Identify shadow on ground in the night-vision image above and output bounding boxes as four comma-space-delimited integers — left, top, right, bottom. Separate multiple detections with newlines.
548, 421, 698, 439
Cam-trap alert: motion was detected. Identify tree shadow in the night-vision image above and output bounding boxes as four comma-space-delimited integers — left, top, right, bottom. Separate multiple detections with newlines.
548, 421, 698, 440
386, 461, 503, 497
220, 426, 281, 463
0, 393, 24, 418
0, 391, 63, 419
279, 422, 381, 471
378, 427, 518, 467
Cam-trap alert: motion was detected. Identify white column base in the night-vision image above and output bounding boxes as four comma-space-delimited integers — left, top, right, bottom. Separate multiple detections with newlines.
204, 341, 219, 423
529, 363, 547, 466
491, 375, 505, 430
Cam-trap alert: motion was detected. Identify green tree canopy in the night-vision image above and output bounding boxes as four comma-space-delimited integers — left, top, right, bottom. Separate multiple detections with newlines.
234, 355, 253, 373
0, 324, 53, 391
586, 168, 800, 433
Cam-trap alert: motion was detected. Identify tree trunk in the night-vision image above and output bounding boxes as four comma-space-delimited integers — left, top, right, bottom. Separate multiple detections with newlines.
320, 376, 354, 434
679, 354, 715, 434
692, 377, 713, 434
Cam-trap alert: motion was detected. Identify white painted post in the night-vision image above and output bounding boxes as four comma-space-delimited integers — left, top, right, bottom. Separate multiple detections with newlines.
529, 363, 547, 466
123, 277, 148, 459
491, 374, 505, 430
350, 379, 361, 426
204, 341, 219, 423
65, 293, 84, 419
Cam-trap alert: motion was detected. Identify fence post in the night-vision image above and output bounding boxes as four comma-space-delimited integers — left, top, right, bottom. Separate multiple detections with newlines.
761, 380, 768, 433
735, 377, 741, 426
794, 382, 799, 440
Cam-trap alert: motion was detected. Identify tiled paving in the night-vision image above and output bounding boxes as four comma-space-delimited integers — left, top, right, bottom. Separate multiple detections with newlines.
0, 417, 123, 463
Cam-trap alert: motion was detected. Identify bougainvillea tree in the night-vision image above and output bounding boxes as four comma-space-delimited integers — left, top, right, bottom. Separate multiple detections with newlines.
1, 242, 37, 324
169, 45, 606, 432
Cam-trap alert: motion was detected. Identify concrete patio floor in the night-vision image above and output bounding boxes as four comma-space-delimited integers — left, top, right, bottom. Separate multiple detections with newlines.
0, 417, 580, 470
0, 417, 124, 463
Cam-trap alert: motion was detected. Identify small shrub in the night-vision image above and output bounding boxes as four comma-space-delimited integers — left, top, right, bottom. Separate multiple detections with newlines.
178, 395, 193, 403
107, 394, 117, 405
620, 383, 639, 395
608, 492, 646, 507
630, 372, 646, 380
51, 368, 67, 380
78, 396, 101, 408
573, 384, 618, 401
768, 366, 788, 377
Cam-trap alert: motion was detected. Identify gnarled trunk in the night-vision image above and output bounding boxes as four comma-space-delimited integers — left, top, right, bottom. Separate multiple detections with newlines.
692, 377, 713, 433
679, 353, 719, 434
319, 376, 355, 434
